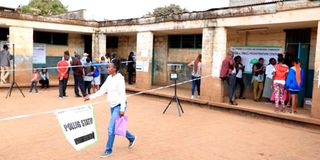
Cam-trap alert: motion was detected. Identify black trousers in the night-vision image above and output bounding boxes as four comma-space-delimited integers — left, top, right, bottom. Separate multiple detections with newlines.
84, 81, 92, 95
74, 75, 86, 97
128, 71, 134, 84
100, 74, 108, 86
235, 77, 245, 98
29, 81, 38, 93
59, 78, 68, 97
39, 79, 49, 88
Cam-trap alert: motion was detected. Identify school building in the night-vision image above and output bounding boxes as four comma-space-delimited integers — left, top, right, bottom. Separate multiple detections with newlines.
0, 0, 320, 119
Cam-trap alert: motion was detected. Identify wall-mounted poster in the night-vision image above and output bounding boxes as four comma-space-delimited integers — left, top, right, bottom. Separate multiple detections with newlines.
231, 46, 282, 74
33, 43, 46, 64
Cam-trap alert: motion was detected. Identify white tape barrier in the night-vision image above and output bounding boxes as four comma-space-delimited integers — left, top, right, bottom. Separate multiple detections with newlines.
0, 75, 212, 122
5, 61, 135, 72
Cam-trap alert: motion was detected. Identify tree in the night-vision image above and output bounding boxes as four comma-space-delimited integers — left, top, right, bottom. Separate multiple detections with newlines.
145, 4, 188, 17
21, 0, 67, 16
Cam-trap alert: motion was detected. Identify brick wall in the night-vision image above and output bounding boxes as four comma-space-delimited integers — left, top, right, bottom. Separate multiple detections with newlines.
153, 35, 201, 88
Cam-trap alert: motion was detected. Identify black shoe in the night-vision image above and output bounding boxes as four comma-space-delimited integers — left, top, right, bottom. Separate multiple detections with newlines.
75, 95, 81, 97
229, 101, 238, 105
128, 136, 137, 149
239, 97, 246, 99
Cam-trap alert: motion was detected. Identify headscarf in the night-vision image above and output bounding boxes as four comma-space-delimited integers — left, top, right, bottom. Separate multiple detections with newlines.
294, 62, 301, 85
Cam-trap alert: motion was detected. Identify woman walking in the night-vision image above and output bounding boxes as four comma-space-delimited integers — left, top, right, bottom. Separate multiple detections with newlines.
286, 59, 304, 114
272, 55, 289, 112
188, 54, 202, 99
84, 58, 137, 158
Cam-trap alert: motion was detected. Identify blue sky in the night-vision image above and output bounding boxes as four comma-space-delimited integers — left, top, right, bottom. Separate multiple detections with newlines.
0, 0, 229, 20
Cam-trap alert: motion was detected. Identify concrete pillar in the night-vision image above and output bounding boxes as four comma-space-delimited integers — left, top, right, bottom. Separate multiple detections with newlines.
200, 27, 227, 102
92, 32, 106, 58
9, 26, 33, 86
135, 31, 154, 89
311, 21, 320, 118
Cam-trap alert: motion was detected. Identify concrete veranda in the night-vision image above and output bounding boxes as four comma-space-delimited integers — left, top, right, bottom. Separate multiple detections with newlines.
126, 83, 320, 127
1, 87, 320, 160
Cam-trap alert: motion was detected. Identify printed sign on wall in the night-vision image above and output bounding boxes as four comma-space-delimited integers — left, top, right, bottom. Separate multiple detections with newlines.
33, 43, 46, 64
231, 46, 282, 74
56, 104, 98, 151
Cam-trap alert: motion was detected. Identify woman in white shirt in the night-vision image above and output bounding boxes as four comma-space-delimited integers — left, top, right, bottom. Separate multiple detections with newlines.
84, 58, 136, 158
188, 54, 202, 99
262, 58, 276, 100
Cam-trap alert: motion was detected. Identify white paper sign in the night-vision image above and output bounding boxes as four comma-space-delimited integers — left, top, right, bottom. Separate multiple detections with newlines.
33, 43, 46, 64
141, 50, 149, 58
143, 61, 149, 72
136, 61, 149, 72
231, 46, 282, 73
136, 61, 143, 72
56, 104, 98, 151
212, 52, 222, 77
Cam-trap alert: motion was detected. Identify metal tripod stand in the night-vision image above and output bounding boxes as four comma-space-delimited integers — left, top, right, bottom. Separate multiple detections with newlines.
6, 44, 25, 98
163, 66, 184, 116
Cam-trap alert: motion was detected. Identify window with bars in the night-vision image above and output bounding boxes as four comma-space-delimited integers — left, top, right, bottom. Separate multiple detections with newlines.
34, 31, 68, 45
0, 28, 9, 41
168, 34, 202, 49
106, 36, 119, 49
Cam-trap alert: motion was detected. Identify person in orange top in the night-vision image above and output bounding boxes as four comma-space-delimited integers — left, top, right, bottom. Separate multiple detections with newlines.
272, 54, 289, 112
57, 51, 70, 98
29, 69, 40, 94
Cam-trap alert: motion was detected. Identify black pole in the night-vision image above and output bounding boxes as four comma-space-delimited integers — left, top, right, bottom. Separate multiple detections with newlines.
12, 44, 15, 82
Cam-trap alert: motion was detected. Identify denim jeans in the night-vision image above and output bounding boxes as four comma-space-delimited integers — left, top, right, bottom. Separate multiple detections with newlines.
228, 74, 237, 102
29, 81, 38, 93
191, 76, 201, 96
105, 105, 135, 154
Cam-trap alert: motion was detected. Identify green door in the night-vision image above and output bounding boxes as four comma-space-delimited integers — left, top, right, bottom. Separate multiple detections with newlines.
285, 29, 312, 107
298, 43, 310, 106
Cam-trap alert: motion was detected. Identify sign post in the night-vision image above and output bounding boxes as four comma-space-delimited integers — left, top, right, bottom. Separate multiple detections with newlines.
56, 104, 98, 151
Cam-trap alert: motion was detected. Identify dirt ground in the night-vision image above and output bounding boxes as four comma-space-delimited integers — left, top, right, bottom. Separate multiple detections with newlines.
0, 87, 320, 160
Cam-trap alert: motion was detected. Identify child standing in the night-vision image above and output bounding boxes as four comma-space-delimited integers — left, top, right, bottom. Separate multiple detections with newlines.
29, 69, 39, 94
84, 58, 137, 158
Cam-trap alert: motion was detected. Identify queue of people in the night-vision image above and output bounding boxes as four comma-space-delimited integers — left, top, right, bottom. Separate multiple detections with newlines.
220, 52, 304, 114
54, 51, 135, 98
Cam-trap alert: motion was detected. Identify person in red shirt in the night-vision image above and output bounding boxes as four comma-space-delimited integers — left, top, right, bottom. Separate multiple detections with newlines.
220, 51, 237, 105
272, 55, 289, 112
57, 51, 70, 98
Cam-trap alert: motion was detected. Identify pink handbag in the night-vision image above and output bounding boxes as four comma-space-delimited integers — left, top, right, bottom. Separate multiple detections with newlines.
115, 115, 128, 136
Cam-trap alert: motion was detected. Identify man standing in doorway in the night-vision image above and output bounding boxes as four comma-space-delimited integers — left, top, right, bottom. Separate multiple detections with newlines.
57, 51, 70, 98
0, 45, 12, 84
220, 51, 237, 105
72, 54, 86, 97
